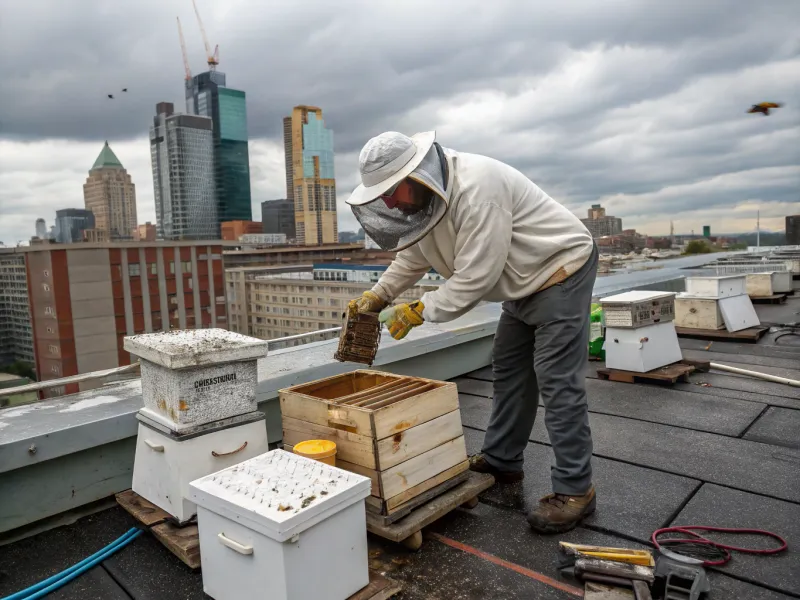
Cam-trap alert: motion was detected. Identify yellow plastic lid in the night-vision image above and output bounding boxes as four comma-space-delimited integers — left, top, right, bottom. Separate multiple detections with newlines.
294, 439, 337, 458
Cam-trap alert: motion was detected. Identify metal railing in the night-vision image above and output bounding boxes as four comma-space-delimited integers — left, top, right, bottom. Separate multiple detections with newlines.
1, 327, 346, 397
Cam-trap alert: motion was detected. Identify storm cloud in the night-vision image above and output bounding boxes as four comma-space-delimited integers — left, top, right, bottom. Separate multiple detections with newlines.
1, 0, 798, 244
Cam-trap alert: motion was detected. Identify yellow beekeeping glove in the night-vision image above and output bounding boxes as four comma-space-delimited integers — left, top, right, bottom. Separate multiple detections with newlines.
349, 290, 388, 314
379, 301, 425, 340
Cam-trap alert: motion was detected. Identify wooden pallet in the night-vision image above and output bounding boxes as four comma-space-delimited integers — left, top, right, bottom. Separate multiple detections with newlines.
116, 489, 402, 599
750, 294, 788, 304
675, 326, 769, 343
596, 362, 695, 385
116, 489, 200, 569
366, 471, 495, 551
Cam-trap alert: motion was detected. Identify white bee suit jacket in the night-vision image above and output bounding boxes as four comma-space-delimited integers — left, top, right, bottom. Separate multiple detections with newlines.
371, 149, 595, 323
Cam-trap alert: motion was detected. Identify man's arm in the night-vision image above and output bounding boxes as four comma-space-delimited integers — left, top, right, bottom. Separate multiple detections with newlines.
371, 243, 432, 303
420, 199, 512, 323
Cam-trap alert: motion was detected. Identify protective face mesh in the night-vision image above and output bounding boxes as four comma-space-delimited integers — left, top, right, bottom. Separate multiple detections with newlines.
350, 145, 448, 252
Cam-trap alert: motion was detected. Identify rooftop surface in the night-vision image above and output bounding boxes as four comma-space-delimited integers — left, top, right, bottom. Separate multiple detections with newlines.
1, 299, 798, 599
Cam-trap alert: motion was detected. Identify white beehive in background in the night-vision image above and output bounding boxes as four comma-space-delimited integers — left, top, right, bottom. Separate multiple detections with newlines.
190, 450, 371, 600
746, 272, 792, 296
769, 271, 793, 294
124, 329, 269, 433
600, 291, 683, 373
746, 273, 776, 297
685, 275, 747, 299
599, 291, 676, 328
603, 321, 683, 373
675, 295, 725, 330
679, 276, 760, 333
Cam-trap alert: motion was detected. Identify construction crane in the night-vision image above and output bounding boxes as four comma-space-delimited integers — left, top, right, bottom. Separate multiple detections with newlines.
192, 0, 219, 70
177, 17, 192, 81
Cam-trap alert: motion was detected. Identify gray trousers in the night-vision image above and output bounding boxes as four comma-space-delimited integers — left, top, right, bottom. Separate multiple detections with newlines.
482, 244, 598, 495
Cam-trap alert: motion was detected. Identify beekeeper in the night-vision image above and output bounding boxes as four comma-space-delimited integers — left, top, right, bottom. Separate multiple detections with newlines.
346, 131, 599, 534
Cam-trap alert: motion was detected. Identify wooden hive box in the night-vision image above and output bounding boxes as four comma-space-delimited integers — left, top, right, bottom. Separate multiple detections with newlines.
280, 370, 468, 516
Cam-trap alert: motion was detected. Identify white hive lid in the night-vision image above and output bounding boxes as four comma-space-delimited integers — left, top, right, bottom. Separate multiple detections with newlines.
189, 449, 371, 542
123, 329, 269, 369
599, 290, 676, 304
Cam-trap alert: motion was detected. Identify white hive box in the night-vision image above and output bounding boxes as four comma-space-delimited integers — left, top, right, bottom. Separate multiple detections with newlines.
746, 271, 792, 294
124, 329, 269, 433
746, 273, 777, 297
603, 321, 683, 373
132, 411, 270, 523
684, 275, 747, 299
675, 294, 725, 330
771, 271, 793, 293
190, 450, 371, 600
718, 296, 760, 332
599, 291, 676, 328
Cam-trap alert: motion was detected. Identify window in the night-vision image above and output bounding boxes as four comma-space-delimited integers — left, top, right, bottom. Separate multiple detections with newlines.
329, 298, 339, 306
44, 306, 53, 316
318, 311, 325, 317
150, 263, 158, 275
331, 311, 339, 318
182, 261, 192, 274
128, 264, 141, 277
43, 270, 49, 277
46, 326, 54, 333
169, 262, 175, 275
42, 283, 50, 292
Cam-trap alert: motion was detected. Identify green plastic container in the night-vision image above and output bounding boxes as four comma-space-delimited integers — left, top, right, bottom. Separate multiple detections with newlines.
588, 303, 605, 360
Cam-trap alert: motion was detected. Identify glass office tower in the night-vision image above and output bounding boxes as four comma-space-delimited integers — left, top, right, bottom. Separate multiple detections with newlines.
186, 71, 252, 223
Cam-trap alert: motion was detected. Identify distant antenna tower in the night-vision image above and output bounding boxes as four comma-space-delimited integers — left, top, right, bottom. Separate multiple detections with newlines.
192, 0, 219, 70
177, 17, 192, 81
670, 220, 674, 246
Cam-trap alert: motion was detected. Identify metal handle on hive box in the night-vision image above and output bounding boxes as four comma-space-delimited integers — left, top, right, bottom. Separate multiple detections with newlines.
211, 441, 248, 458
218, 532, 254, 555
144, 440, 165, 452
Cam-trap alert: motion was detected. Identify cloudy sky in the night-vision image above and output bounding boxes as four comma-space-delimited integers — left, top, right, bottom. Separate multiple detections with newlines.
1, 0, 798, 245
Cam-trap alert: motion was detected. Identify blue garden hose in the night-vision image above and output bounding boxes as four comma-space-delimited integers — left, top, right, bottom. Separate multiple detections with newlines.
2, 528, 143, 600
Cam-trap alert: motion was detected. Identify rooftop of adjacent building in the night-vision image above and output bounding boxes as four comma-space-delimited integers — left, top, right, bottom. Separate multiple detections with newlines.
1, 288, 798, 599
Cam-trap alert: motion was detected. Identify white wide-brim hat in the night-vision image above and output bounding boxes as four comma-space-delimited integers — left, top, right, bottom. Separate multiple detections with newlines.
346, 131, 436, 206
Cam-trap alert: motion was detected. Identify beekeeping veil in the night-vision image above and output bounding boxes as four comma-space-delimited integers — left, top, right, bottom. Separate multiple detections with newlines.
346, 131, 448, 252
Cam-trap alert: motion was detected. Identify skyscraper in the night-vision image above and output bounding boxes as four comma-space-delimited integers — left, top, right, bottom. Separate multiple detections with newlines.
55, 209, 95, 243
261, 199, 296, 241
185, 71, 252, 223
83, 142, 137, 240
150, 102, 218, 240
787, 215, 800, 246
284, 105, 337, 246
35, 219, 47, 239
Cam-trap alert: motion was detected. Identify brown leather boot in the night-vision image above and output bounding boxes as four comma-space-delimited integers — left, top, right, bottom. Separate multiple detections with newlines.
527, 485, 596, 534
468, 454, 524, 484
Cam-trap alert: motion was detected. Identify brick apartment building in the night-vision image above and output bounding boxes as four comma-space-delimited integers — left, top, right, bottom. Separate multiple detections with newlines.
221, 220, 262, 241
18, 241, 226, 397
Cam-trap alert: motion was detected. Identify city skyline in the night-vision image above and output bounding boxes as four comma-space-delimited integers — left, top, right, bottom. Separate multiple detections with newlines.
1, 1, 798, 245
